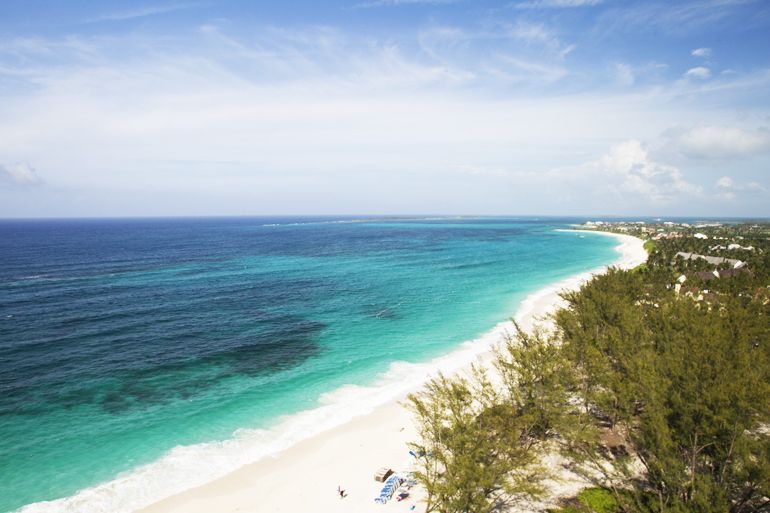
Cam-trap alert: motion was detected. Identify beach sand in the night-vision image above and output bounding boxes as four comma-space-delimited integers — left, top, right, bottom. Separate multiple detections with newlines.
137, 231, 647, 513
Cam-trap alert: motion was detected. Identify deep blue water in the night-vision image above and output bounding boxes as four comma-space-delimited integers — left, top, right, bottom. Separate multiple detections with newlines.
0, 216, 620, 513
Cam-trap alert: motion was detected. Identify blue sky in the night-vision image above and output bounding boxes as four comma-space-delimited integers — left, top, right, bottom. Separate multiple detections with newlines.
1, 0, 769, 217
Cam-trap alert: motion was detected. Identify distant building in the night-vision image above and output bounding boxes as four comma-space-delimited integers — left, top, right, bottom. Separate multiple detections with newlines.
678, 267, 750, 289
717, 267, 750, 278
696, 270, 719, 282
675, 252, 744, 268
694, 233, 708, 239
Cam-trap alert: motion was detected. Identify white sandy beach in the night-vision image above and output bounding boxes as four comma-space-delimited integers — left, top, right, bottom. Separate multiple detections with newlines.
137, 231, 647, 513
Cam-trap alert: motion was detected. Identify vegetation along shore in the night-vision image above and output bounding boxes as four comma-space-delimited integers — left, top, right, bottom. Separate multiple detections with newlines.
407, 221, 769, 513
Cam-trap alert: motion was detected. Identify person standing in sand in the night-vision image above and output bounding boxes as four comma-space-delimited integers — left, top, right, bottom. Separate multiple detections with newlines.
337, 486, 346, 499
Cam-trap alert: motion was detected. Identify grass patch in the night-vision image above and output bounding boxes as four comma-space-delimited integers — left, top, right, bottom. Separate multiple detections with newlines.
549, 488, 618, 513
578, 488, 617, 513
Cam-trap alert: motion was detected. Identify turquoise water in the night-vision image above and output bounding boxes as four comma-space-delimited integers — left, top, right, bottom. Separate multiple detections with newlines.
0, 217, 619, 513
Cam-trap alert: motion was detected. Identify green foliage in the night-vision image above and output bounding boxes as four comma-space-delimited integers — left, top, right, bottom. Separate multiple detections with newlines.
578, 487, 619, 513
549, 488, 619, 513
494, 325, 574, 439
556, 268, 652, 427
556, 250, 770, 512
632, 298, 770, 512
410, 223, 770, 513
407, 370, 544, 513
406, 328, 577, 513
643, 240, 656, 255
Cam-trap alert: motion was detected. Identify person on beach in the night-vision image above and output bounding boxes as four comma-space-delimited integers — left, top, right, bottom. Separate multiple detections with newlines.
337, 486, 346, 499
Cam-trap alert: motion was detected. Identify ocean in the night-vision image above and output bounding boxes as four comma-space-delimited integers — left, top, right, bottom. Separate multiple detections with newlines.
0, 216, 620, 513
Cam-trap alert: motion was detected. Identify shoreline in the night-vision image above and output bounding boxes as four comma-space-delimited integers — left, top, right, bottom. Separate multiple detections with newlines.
15, 230, 646, 513
135, 231, 647, 513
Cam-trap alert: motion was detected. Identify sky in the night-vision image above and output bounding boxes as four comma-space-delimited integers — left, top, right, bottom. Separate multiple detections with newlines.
0, 0, 769, 217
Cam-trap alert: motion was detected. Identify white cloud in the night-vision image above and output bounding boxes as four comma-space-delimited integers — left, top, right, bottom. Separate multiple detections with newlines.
614, 63, 634, 86
582, 140, 701, 203
598, 2, 748, 36
0, 162, 43, 186
491, 54, 568, 84
691, 47, 712, 58
506, 21, 559, 46
501, 20, 574, 59
88, 3, 201, 22
0, 27, 768, 216
716, 176, 733, 188
610, 61, 669, 87
514, 0, 601, 8
715, 175, 766, 200
746, 182, 765, 192
452, 164, 510, 177
355, 0, 458, 7
684, 66, 711, 79
414, 22, 574, 79
677, 126, 770, 159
